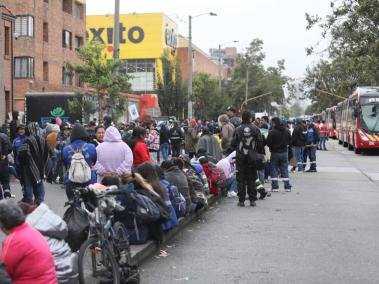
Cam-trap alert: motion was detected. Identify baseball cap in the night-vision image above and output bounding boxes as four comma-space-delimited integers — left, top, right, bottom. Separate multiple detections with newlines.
227, 106, 236, 112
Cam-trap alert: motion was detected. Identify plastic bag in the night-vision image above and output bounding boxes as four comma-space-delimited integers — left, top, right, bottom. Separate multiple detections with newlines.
63, 205, 89, 252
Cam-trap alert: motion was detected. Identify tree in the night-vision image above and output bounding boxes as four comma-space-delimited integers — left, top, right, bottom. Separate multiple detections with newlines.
157, 51, 186, 119
67, 40, 131, 122
228, 39, 289, 113
192, 72, 221, 119
304, 0, 379, 111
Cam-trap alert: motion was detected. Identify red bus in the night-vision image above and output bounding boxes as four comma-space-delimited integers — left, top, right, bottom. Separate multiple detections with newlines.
325, 106, 337, 138
338, 87, 379, 153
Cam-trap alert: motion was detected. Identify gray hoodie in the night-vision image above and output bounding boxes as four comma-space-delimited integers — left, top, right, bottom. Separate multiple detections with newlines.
26, 203, 78, 284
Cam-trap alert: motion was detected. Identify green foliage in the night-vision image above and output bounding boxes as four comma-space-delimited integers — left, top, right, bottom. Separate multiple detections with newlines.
157, 51, 186, 118
192, 73, 221, 119
304, 0, 379, 111
67, 40, 131, 121
68, 91, 97, 122
227, 39, 288, 113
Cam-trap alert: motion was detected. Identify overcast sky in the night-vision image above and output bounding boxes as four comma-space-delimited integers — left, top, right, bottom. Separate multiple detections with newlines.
86, 0, 331, 79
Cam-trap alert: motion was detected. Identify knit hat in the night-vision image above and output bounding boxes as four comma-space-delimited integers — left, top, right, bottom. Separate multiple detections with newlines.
70, 123, 88, 142
189, 119, 197, 127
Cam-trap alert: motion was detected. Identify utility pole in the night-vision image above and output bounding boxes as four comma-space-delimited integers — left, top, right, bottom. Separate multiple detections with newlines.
245, 64, 249, 108
187, 15, 193, 119
218, 44, 222, 94
113, 0, 120, 66
0, 0, 3, 123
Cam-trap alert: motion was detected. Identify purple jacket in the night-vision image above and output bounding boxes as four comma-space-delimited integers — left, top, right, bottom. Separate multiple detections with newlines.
94, 126, 133, 182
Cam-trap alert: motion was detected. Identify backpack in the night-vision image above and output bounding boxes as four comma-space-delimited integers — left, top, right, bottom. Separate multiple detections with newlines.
238, 126, 264, 168
68, 144, 91, 184
129, 191, 161, 223
307, 128, 315, 144
168, 184, 186, 218
208, 162, 227, 188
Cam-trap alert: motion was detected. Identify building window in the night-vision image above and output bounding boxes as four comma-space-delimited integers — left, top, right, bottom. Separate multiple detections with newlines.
15, 16, 34, 37
75, 36, 83, 50
62, 67, 73, 86
62, 30, 72, 49
75, 73, 83, 87
4, 26, 10, 56
14, 57, 34, 79
43, 62, 49, 81
43, 22, 48, 42
63, 0, 73, 14
75, 2, 84, 19
120, 59, 156, 92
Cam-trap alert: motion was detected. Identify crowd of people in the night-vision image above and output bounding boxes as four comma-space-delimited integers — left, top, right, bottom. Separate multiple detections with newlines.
0, 108, 328, 283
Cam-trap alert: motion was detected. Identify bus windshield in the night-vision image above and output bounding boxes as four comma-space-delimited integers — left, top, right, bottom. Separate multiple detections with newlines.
360, 104, 379, 133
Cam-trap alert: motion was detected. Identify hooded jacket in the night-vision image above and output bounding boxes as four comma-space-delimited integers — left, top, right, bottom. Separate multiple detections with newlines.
216, 151, 236, 179
94, 126, 133, 182
197, 134, 222, 161
266, 125, 291, 153
26, 203, 78, 283
291, 123, 307, 147
164, 165, 191, 213
184, 126, 198, 153
218, 115, 235, 150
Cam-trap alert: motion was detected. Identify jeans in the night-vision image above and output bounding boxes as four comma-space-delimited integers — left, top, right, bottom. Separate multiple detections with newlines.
23, 170, 45, 203
270, 152, 291, 189
160, 143, 169, 161
0, 160, 10, 199
222, 175, 237, 193
236, 158, 257, 202
149, 151, 158, 164
295, 146, 305, 171
319, 136, 327, 150
306, 146, 317, 170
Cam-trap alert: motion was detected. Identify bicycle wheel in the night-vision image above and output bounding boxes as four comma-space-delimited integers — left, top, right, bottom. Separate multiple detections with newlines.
78, 238, 120, 284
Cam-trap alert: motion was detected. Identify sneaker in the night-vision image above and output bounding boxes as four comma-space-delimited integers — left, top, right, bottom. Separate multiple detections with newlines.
259, 192, 267, 200
306, 169, 317, 173
285, 188, 292, 192
290, 167, 296, 173
272, 188, 279, 192
227, 191, 238, 198
237, 201, 245, 207
250, 200, 257, 207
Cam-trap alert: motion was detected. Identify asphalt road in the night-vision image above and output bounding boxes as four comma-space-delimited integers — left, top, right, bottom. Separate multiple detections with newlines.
140, 141, 379, 284
2, 140, 379, 284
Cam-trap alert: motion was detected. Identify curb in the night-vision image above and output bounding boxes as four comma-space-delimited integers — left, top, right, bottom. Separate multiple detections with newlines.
130, 194, 221, 265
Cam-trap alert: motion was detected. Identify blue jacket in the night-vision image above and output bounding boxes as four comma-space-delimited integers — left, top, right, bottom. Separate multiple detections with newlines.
12, 135, 27, 165
160, 179, 179, 231
62, 140, 97, 185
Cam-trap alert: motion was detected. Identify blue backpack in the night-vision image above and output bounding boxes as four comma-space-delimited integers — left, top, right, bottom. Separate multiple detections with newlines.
129, 191, 161, 223
307, 128, 315, 144
168, 184, 186, 218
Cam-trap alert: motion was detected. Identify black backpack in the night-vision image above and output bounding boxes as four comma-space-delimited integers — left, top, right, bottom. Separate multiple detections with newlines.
237, 126, 264, 169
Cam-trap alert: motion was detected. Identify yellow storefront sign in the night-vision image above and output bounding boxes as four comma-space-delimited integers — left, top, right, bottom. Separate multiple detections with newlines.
86, 13, 178, 60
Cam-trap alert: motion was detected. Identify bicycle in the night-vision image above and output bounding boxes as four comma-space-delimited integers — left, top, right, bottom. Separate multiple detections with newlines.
69, 186, 140, 284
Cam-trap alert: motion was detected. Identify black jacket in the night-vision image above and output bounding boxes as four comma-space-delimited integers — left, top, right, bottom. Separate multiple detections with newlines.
0, 133, 12, 158
160, 126, 170, 144
266, 126, 291, 153
291, 123, 307, 147
169, 126, 183, 146
231, 123, 264, 159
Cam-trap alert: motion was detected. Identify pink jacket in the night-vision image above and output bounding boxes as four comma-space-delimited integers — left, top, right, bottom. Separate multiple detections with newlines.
1, 223, 57, 284
94, 126, 133, 182
216, 151, 236, 179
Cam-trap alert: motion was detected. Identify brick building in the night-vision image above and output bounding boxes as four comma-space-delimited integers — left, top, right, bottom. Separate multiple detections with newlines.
177, 35, 227, 81
0, 5, 15, 124
3, 0, 86, 114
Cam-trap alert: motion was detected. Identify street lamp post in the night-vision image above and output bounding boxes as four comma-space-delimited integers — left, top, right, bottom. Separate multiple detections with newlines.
113, 0, 120, 65
187, 12, 217, 119
218, 40, 238, 95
